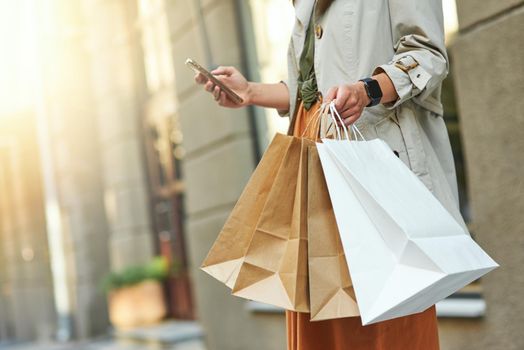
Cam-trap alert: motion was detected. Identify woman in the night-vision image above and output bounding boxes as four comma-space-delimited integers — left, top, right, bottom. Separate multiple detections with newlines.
196, 0, 460, 349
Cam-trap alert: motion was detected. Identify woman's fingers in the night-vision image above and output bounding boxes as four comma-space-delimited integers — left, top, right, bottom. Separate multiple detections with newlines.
205, 81, 215, 93
340, 89, 364, 124
334, 88, 350, 111
195, 72, 207, 84
213, 86, 221, 101
324, 86, 338, 104
334, 87, 360, 113
343, 114, 361, 126
341, 103, 361, 118
211, 66, 234, 76
197, 65, 247, 109
341, 99, 363, 125
327, 83, 368, 127
218, 91, 227, 106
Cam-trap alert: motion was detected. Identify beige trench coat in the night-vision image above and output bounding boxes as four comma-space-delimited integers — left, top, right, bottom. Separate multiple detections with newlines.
281, 0, 465, 226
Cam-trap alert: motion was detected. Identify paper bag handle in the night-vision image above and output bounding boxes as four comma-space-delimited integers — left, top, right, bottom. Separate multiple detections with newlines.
328, 101, 365, 141
301, 102, 329, 139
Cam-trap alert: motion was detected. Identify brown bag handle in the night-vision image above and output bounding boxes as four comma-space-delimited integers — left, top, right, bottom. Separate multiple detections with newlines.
301, 103, 329, 141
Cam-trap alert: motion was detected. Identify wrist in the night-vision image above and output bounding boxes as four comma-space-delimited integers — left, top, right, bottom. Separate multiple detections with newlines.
372, 72, 398, 105
359, 78, 383, 107
357, 81, 371, 107
245, 82, 257, 106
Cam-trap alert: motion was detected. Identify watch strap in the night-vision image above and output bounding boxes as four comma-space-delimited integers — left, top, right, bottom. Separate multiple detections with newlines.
359, 78, 383, 107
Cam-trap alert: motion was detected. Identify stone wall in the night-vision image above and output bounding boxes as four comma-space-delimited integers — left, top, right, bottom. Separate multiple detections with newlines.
82, 0, 154, 271
39, 0, 112, 337
0, 112, 56, 341
168, 1, 286, 349
439, 2, 524, 349
0, 0, 157, 340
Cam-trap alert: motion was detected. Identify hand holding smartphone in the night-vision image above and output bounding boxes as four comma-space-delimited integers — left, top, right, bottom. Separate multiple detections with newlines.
185, 58, 244, 105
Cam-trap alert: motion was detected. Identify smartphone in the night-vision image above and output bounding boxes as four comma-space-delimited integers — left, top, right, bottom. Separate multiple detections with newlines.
185, 58, 244, 104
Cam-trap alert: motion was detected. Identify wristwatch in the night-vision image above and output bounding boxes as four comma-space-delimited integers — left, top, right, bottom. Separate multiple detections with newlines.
359, 78, 383, 107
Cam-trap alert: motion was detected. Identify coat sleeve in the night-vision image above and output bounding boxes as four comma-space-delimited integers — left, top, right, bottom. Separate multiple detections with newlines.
373, 0, 449, 109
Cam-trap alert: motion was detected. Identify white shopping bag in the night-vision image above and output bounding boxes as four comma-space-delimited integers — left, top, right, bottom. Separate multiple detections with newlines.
316, 103, 498, 325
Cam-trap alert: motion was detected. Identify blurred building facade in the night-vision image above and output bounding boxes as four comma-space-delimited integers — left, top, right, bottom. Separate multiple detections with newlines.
0, 111, 56, 341
2, 0, 155, 341
0, 0, 522, 350
0, 0, 290, 347
438, 1, 524, 350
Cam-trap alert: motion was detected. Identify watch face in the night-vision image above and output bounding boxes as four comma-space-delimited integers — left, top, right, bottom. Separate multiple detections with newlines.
367, 79, 383, 99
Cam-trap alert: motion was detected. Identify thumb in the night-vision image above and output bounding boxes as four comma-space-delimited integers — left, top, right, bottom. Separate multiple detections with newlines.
324, 86, 338, 104
211, 66, 235, 76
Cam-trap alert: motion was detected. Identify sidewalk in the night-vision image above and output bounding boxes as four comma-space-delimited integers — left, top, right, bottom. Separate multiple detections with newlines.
0, 321, 206, 350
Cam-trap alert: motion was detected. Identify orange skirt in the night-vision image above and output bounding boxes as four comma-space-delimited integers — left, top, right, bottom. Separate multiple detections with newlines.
288, 98, 440, 350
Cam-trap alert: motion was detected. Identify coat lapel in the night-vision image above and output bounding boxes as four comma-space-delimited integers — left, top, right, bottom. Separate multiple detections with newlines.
295, 0, 315, 26
292, 0, 315, 63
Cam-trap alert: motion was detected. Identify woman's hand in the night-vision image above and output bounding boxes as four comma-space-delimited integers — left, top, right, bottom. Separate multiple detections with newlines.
194, 65, 290, 111
194, 66, 251, 108
324, 73, 399, 125
324, 82, 370, 126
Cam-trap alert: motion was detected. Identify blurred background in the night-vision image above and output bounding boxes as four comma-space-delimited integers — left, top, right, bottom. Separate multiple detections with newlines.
0, 0, 522, 349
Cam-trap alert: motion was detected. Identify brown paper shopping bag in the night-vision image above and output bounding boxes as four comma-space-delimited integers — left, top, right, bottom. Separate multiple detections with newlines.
307, 145, 360, 321
201, 134, 294, 288
232, 137, 314, 312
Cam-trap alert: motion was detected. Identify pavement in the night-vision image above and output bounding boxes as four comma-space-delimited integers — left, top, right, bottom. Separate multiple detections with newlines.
0, 321, 207, 350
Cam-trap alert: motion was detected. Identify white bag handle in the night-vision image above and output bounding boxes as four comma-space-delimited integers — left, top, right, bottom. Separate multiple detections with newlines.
328, 101, 366, 141
317, 102, 343, 140
328, 102, 349, 140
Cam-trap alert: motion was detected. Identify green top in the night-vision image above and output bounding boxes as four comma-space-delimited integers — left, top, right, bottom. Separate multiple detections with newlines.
297, 12, 318, 110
